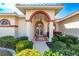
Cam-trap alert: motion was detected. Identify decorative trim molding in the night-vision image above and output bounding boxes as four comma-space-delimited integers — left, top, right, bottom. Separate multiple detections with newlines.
0, 25, 18, 27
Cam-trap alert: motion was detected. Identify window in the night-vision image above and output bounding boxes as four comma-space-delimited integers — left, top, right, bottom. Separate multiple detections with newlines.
0, 19, 10, 26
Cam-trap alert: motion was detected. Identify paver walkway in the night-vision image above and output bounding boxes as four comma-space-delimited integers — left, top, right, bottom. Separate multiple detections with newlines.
33, 41, 49, 54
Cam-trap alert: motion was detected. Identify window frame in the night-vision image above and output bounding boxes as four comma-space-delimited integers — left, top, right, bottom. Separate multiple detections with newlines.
0, 19, 11, 26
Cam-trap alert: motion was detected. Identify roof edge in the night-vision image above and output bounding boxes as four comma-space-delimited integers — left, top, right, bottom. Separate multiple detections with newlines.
59, 10, 79, 22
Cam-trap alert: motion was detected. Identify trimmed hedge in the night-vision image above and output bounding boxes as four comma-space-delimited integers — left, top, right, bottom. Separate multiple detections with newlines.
0, 36, 16, 49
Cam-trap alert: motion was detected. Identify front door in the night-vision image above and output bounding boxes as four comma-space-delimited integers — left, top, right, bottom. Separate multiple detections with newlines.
35, 21, 44, 41
35, 21, 43, 36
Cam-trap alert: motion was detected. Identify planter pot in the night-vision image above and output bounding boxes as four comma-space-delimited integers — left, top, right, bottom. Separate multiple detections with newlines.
46, 42, 53, 48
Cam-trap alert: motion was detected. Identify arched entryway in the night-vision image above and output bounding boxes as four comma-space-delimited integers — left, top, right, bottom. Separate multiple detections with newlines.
30, 11, 51, 41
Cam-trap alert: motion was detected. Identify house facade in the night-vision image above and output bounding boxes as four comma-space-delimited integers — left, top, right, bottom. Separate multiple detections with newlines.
0, 4, 79, 42
0, 4, 63, 42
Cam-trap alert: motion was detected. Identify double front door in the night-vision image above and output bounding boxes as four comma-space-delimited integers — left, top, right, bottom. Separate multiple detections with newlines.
35, 21, 45, 41
35, 21, 43, 36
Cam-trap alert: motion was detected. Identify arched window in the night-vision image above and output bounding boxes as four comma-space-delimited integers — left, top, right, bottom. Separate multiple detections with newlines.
0, 19, 10, 26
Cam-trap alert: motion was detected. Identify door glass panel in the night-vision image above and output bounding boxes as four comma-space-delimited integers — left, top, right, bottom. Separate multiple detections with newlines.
35, 21, 43, 36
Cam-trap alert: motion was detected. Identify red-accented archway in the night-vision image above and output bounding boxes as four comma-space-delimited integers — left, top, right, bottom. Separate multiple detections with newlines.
29, 10, 51, 22
29, 10, 51, 31
30, 10, 51, 41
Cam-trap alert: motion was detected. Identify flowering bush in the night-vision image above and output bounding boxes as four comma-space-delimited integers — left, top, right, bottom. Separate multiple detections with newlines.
16, 49, 41, 56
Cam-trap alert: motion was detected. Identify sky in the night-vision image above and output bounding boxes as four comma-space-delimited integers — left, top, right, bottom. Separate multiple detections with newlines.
55, 3, 79, 18
0, 3, 79, 19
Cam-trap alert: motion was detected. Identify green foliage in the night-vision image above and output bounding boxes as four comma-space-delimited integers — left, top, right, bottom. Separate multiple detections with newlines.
44, 49, 79, 56
17, 36, 28, 43
19, 36, 28, 40
65, 35, 79, 44
58, 36, 65, 42
53, 41, 67, 51
51, 35, 79, 56
65, 39, 74, 47
44, 50, 63, 56
52, 35, 65, 42
70, 44, 79, 55
16, 40, 33, 53
16, 49, 41, 56
52, 36, 59, 42
52, 34, 79, 47
58, 49, 79, 56
52, 35, 78, 43
70, 44, 79, 51
0, 36, 16, 49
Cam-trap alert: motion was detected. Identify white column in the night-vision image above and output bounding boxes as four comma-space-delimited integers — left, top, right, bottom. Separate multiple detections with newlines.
26, 21, 32, 41
49, 22, 53, 42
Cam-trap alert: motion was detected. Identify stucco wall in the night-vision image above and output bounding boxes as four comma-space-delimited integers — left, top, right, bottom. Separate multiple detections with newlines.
0, 16, 17, 37
0, 27, 16, 37
18, 18, 27, 37
58, 14, 79, 38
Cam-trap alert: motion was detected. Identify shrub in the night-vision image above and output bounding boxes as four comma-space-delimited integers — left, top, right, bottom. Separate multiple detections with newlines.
70, 44, 79, 51
16, 49, 41, 56
55, 35, 61, 40
52, 36, 58, 42
0, 36, 16, 49
17, 36, 28, 43
70, 44, 79, 56
19, 36, 28, 40
65, 35, 78, 44
53, 41, 67, 51
52, 35, 79, 47
50, 35, 79, 56
44, 50, 63, 56
16, 40, 33, 53
58, 49, 79, 56
64, 39, 74, 47
52, 35, 66, 43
